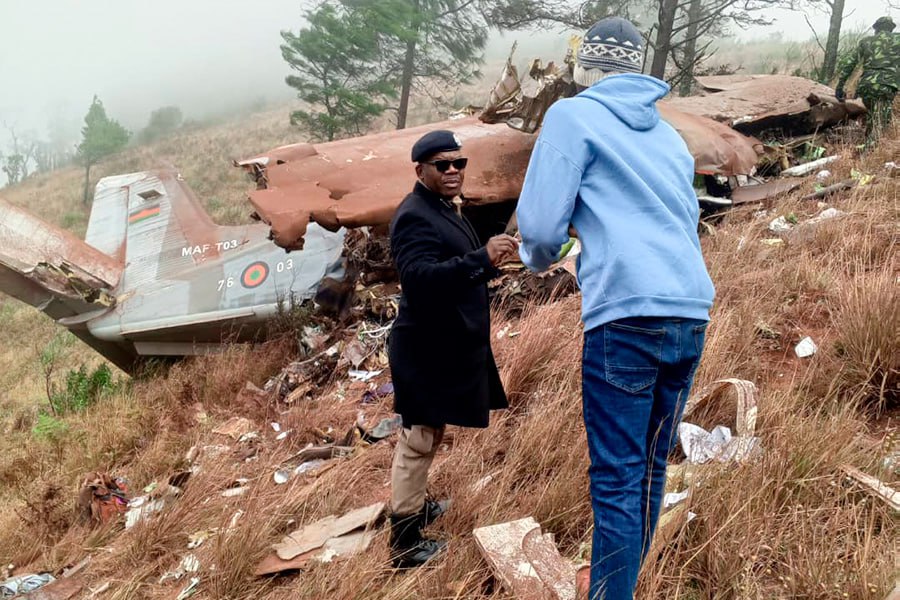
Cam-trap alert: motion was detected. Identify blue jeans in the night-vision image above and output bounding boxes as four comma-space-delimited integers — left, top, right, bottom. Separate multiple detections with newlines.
583, 317, 707, 600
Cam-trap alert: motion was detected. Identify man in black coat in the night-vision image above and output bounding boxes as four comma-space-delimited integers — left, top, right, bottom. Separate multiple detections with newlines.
388, 130, 516, 568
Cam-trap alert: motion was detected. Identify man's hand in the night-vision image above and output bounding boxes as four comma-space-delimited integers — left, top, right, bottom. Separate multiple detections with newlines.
486, 234, 519, 266
835, 87, 846, 101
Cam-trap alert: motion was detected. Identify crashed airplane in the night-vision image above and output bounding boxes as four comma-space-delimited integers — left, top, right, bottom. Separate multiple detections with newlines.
0, 171, 343, 372
0, 71, 863, 370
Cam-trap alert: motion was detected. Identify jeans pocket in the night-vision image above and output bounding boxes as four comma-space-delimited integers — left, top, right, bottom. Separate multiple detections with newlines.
692, 323, 708, 358
603, 322, 665, 394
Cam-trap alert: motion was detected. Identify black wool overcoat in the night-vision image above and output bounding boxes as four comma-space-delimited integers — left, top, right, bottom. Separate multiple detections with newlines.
388, 182, 508, 428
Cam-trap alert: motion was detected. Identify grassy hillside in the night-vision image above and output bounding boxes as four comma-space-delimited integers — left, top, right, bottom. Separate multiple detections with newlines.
0, 84, 897, 599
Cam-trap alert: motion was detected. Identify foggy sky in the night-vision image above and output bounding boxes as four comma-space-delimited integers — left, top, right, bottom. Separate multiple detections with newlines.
0, 0, 894, 157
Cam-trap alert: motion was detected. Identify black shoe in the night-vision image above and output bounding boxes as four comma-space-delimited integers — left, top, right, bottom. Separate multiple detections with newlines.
389, 513, 446, 569
421, 498, 450, 527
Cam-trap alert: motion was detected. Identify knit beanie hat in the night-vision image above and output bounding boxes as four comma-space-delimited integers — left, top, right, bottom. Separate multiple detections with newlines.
574, 17, 644, 87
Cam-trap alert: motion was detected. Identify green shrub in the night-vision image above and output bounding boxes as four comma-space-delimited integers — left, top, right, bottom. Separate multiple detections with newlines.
50, 364, 117, 415
32, 413, 69, 443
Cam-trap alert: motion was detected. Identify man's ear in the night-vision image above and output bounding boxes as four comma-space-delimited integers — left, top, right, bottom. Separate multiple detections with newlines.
415, 163, 424, 180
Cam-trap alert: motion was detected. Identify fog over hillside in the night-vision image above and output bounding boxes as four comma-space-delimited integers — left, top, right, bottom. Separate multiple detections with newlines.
0, 0, 892, 175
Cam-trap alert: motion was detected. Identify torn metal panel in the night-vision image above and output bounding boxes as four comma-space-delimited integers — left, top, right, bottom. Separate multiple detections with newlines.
239, 118, 535, 250
668, 75, 867, 136
240, 110, 760, 250
657, 104, 762, 176
731, 179, 804, 204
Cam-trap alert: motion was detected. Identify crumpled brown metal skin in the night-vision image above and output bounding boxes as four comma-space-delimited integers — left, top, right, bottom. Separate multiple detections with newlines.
667, 74, 867, 136
239, 110, 760, 250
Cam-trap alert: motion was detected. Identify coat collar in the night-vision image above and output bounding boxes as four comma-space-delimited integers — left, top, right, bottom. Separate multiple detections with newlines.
412, 181, 479, 248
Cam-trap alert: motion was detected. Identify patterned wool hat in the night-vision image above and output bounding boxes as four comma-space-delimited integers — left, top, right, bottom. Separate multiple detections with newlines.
574, 17, 644, 87
872, 16, 895, 31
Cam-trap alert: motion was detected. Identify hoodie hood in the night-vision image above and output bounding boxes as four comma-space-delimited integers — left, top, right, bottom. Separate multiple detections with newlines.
578, 73, 669, 131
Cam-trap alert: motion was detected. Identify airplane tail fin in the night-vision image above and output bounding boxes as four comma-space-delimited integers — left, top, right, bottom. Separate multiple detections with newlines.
85, 170, 220, 289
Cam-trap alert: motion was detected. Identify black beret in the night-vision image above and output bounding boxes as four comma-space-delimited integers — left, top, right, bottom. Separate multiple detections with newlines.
411, 130, 462, 162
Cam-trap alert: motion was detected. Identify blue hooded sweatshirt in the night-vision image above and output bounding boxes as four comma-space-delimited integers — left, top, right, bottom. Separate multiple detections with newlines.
517, 73, 715, 331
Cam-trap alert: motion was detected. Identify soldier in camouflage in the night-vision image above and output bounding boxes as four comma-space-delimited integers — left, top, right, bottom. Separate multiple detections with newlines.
836, 16, 900, 147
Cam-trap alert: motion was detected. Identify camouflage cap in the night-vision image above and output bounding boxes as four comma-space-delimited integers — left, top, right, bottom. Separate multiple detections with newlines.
873, 16, 895, 31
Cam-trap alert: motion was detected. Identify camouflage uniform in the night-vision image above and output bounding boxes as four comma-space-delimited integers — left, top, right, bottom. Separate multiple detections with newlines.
836, 17, 900, 146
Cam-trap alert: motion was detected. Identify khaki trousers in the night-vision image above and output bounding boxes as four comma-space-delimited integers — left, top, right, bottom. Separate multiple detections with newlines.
390, 425, 445, 516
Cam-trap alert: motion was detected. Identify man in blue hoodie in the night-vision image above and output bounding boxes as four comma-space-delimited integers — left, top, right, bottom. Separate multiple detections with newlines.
516, 17, 715, 600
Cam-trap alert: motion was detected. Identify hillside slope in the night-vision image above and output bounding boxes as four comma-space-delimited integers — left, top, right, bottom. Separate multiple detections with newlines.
0, 115, 897, 599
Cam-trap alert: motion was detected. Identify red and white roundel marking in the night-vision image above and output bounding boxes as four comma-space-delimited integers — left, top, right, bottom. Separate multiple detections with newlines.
240, 261, 269, 288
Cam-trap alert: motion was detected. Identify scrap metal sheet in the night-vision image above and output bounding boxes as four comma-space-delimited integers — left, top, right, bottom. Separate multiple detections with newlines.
667, 74, 866, 134
240, 111, 760, 250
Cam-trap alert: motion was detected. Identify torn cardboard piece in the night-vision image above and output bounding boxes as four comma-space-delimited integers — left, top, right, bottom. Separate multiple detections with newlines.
473, 517, 577, 600
255, 530, 377, 575
273, 502, 385, 561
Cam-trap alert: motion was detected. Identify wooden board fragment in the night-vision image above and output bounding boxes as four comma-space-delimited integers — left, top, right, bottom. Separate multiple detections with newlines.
274, 502, 384, 560
473, 517, 576, 600
842, 465, 900, 512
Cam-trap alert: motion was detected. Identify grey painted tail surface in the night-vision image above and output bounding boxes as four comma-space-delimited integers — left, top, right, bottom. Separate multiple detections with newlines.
0, 169, 344, 372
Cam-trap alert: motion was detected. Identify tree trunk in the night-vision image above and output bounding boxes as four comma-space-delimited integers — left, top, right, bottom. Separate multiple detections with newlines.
396, 36, 417, 130
650, 0, 679, 80
82, 163, 91, 205
678, 0, 703, 96
821, 0, 844, 82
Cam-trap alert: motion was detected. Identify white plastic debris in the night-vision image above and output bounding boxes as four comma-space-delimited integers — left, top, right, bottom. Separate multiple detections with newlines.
663, 490, 690, 509
159, 555, 200, 583
805, 207, 845, 226
794, 336, 818, 358
678, 423, 761, 464
768, 216, 793, 233
271, 423, 281, 433
275, 430, 291, 441
348, 369, 383, 382
0, 573, 55, 596
815, 169, 831, 180
782, 155, 839, 177
274, 469, 291, 485
294, 459, 326, 476
125, 496, 166, 529
176, 577, 200, 600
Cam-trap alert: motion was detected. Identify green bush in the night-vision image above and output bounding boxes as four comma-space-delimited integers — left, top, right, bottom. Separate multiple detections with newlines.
32, 413, 69, 443
50, 364, 117, 415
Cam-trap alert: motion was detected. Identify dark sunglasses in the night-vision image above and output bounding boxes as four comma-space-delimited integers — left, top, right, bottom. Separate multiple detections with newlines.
422, 157, 468, 172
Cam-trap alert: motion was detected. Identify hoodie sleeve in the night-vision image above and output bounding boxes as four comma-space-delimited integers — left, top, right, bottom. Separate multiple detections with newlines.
517, 126, 584, 273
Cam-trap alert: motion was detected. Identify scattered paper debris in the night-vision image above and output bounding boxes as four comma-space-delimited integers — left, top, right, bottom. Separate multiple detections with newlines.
348, 369, 382, 382
273, 502, 385, 560
663, 490, 690, 509
679, 423, 762, 464
768, 215, 793, 233
255, 530, 377, 575
473, 517, 577, 600
794, 336, 818, 358
175, 577, 200, 600
125, 496, 167, 529
160, 555, 200, 583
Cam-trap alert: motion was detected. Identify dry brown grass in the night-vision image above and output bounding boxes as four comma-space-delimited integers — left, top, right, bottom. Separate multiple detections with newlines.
0, 111, 897, 599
